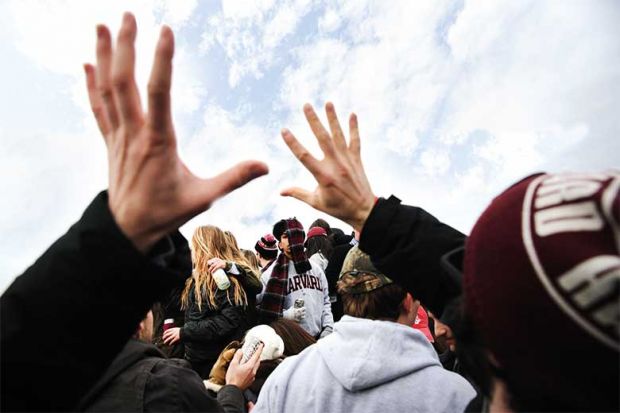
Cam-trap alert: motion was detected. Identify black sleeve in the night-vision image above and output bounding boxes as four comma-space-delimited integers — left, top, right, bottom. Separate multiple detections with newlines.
144, 361, 235, 412
1, 192, 186, 412
359, 195, 466, 317
217, 385, 247, 413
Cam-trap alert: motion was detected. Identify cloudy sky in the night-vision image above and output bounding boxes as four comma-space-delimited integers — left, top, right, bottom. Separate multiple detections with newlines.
1, 0, 618, 292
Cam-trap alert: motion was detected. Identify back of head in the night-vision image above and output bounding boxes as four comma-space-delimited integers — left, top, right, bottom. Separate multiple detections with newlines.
310, 218, 332, 234
182, 225, 248, 310
338, 246, 407, 321
463, 171, 619, 411
242, 249, 261, 272
255, 233, 278, 260
305, 227, 333, 259
270, 318, 317, 356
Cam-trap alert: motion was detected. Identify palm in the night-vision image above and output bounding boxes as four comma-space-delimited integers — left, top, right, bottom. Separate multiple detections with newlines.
84, 14, 267, 251
281, 103, 375, 231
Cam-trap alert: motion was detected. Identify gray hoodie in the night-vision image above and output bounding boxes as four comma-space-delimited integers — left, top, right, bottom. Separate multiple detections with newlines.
252, 316, 475, 413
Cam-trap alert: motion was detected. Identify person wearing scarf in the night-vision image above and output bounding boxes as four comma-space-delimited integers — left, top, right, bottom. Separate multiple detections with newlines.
257, 218, 334, 339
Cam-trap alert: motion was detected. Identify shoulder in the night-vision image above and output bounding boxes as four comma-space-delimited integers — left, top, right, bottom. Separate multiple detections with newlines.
145, 359, 221, 411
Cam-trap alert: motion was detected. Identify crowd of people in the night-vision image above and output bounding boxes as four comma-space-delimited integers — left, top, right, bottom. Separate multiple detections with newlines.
1, 12, 618, 413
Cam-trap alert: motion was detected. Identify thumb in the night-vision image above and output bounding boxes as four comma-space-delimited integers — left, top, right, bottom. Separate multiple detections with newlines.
203, 161, 269, 203
280, 186, 315, 206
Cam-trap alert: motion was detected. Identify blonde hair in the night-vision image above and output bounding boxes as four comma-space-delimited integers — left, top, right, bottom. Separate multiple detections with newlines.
181, 226, 252, 311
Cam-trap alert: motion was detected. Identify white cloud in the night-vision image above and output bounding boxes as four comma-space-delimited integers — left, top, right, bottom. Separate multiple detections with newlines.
2, 0, 618, 294
199, 0, 313, 87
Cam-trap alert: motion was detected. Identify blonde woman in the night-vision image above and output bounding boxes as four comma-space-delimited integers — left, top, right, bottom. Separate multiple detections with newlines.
162, 225, 261, 378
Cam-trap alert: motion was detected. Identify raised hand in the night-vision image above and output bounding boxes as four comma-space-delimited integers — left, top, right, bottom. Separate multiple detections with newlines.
83, 13, 268, 252
281, 103, 375, 231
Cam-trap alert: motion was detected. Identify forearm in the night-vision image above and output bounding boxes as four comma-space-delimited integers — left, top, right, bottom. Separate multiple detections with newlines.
359, 195, 465, 317
0, 192, 185, 411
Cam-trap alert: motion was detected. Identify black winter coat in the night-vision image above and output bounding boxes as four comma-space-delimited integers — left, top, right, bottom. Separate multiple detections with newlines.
79, 339, 244, 412
182, 286, 250, 367
0, 192, 238, 412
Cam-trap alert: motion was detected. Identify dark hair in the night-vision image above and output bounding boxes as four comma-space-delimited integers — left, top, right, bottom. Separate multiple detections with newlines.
270, 318, 316, 356
340, 283, 406, 321
304, 235, 333, 261
310, 218, 331, 234
272, 219, 287, 241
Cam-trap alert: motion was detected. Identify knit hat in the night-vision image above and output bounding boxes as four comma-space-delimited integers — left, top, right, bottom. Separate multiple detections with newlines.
463, 171, 619, 410
338, 246, 394, 294
255, 233, 278, 260
306, 226, 328, 240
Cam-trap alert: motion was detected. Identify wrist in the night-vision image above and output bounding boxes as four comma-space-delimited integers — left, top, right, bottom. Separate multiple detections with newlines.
109, 202, 161, 253
350, 194, 375, 232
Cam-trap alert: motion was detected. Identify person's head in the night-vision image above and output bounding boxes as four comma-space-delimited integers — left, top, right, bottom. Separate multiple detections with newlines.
338, 246, 419, 325
429, 311, 455, 352
304, 226, 333, 260
272, 218, 307, 260
454, 171, 620, 411
223, 230, 239, 252
135, 310, 154, 343
254, 233, 278, 262
242, 248, 261, 272
310, 218, 331, 235
181, 225, 249, 311
269, 318, 317, 356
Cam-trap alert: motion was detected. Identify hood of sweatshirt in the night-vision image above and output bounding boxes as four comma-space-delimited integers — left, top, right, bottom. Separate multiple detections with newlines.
317, 316, 440, 392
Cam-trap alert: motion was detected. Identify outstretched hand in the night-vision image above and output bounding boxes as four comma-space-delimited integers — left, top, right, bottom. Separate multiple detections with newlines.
83, 13, 268, 252
281, 103, 375, 231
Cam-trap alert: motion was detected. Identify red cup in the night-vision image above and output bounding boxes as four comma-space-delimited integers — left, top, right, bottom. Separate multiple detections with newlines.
163, 318, 175, 331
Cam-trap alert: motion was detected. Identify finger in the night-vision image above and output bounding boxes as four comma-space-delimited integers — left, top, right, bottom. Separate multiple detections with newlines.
83, 64, 111, 138
303, 103, 336, 158
199, 161, 269, 207
325, 102, 347, 152
281, 128, 322, 176
232, 349, 243, 365
250, 344, 263, 373
280, 186, 315, 208
348, 112, 361, 160
111, 12, 143, 128
95, 24, 119, 130
147, 25, 174, 135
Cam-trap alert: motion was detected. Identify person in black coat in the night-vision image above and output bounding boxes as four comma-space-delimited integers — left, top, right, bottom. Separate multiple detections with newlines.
0, 13, 267, 411
79, 310, 260, 412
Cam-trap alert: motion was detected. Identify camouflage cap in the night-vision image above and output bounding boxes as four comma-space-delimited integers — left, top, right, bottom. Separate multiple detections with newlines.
337, 246, 393, 294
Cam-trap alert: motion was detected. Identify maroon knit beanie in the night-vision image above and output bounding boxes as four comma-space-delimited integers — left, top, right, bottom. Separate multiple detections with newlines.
255, 234, 278, 260
463, 171, 619, 410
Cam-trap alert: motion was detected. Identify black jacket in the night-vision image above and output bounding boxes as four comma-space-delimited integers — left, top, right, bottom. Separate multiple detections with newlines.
2, 192, 214, 411
182, 287, 249, 366
324, 243, 353, 321
359, 195, 466, 318
79, 339, 244, 412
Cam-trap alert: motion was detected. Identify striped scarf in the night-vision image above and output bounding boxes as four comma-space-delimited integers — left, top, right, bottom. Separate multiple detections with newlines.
259, 218, 311, 322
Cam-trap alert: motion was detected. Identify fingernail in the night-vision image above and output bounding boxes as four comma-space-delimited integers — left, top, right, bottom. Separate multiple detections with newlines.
96, 25, 105, 39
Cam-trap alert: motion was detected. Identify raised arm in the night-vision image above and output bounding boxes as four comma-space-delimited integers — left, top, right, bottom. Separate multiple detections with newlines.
1, 13, 267, 412
280, 103, 463, 316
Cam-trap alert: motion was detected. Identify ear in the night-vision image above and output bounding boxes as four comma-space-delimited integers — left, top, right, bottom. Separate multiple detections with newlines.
402, 293, 420, 315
